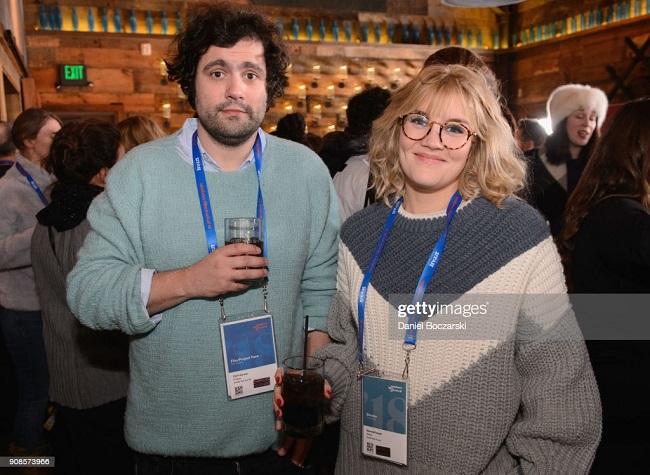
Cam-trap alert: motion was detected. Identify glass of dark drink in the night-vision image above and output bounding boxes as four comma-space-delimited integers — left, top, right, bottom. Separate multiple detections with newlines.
281, 356, 325, 438
224, 217, 264, 284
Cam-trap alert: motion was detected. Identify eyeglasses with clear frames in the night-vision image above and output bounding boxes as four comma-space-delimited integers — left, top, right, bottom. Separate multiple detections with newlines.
399, 113, 476, 150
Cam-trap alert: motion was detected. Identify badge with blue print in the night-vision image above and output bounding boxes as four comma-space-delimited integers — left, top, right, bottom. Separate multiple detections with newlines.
361, 374, 408, 465
220, 314, 278, 399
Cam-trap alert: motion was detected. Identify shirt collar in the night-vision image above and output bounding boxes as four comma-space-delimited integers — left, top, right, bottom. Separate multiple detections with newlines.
175, 118, 266, 172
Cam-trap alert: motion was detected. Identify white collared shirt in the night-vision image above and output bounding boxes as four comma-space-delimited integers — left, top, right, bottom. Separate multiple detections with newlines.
174, 118, 266, 172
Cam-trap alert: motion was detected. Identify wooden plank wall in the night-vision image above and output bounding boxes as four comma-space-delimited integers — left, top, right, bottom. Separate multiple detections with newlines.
504, 13, 650, 119
17, 1, 650, 132
22, 0, 500, 135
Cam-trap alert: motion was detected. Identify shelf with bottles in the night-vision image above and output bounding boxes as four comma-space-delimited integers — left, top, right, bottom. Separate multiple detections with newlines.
512, 0, 650, 48
35, 5, 182, 35
278, 16, 494, 50
32, 6, 497, 50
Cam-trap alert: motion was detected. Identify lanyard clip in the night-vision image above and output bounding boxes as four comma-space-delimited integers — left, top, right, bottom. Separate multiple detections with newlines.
262, 283, 269, 313
357, 362, 375, 379
219, 297, 226, 321
401, 343, 415, 380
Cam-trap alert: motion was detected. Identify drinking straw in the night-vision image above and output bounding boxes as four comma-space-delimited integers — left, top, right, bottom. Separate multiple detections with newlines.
303, 315, 310, 368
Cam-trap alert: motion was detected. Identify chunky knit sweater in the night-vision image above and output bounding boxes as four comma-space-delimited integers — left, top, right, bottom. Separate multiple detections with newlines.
31, 184, 129, 410
315, 197, 601, 474
66, 128, 339, 457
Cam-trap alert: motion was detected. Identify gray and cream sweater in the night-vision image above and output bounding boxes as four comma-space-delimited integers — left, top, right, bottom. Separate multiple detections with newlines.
316, 197, 601, 474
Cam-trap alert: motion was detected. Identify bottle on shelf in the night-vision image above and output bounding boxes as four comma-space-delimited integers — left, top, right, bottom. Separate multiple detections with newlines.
146, 11, 153, 34
332, 20, 339, 42
114, 8, 122, 33
39, 5, 48, 30
162, 12, 169, 35
72, 7, 79, 32
176, 11, 183, 33
87, 8, 95, 32
400, 22, 410, 44
306, 19, 313, 41
101, 7, 109, 33
46, 5, 54, 30
54, 5, 62, 30
319, 19, 326, 41
129, 9, 137, 33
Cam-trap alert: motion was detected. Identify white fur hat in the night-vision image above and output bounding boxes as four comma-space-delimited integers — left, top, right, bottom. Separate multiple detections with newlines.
546, 84, 609, 131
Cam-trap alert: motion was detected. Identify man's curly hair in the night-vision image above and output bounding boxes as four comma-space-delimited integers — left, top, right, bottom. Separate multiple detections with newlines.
166, 2, 290, 110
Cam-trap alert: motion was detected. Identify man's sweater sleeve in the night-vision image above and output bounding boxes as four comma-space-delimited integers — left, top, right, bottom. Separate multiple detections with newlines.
66, 160, 156, 336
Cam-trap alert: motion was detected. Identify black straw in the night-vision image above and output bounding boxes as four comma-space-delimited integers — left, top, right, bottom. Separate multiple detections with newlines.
303, 315, 309, 368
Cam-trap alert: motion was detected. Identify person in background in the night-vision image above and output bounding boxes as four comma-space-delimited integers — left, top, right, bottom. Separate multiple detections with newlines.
319, 86, 391, 179
328, 87, 392, 222
0, 108, 62, 462
558, 97, 650, 474
0, 120, 16, 177
526, 83, 608, 237
425, 46, 520, 140
273, 112, 307, 146
116, 115, 167, 153
291, 64, 601, 474
31, 119, 131, 475
516, 118, 547, 155
305, 131, 323, 153
424, 46, 500, 97
66, 3, 338, 474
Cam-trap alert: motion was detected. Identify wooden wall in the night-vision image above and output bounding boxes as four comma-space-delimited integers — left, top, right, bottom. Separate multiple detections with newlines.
17, 1, 650, 133
504, 12, 650, 119
21, 0, 501, 135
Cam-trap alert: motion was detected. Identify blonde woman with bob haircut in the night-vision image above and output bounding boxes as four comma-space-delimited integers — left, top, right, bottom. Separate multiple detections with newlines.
370, 64, 523, 207
310, 64, 601, 474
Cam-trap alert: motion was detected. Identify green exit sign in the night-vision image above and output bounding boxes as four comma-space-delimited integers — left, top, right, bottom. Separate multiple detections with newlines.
58, 64, 88, 86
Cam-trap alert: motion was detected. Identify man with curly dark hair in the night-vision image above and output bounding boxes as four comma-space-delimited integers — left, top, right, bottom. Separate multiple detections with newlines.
66, 3, 339, 474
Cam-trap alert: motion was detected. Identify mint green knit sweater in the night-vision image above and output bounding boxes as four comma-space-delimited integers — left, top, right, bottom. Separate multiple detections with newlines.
67, 129, 339, 457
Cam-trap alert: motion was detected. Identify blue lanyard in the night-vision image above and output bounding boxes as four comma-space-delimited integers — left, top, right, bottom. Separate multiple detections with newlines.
191, 131, 267, 257
15, 162, 49, 206
0, 159, 14, 167
356, 191, 462, 367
